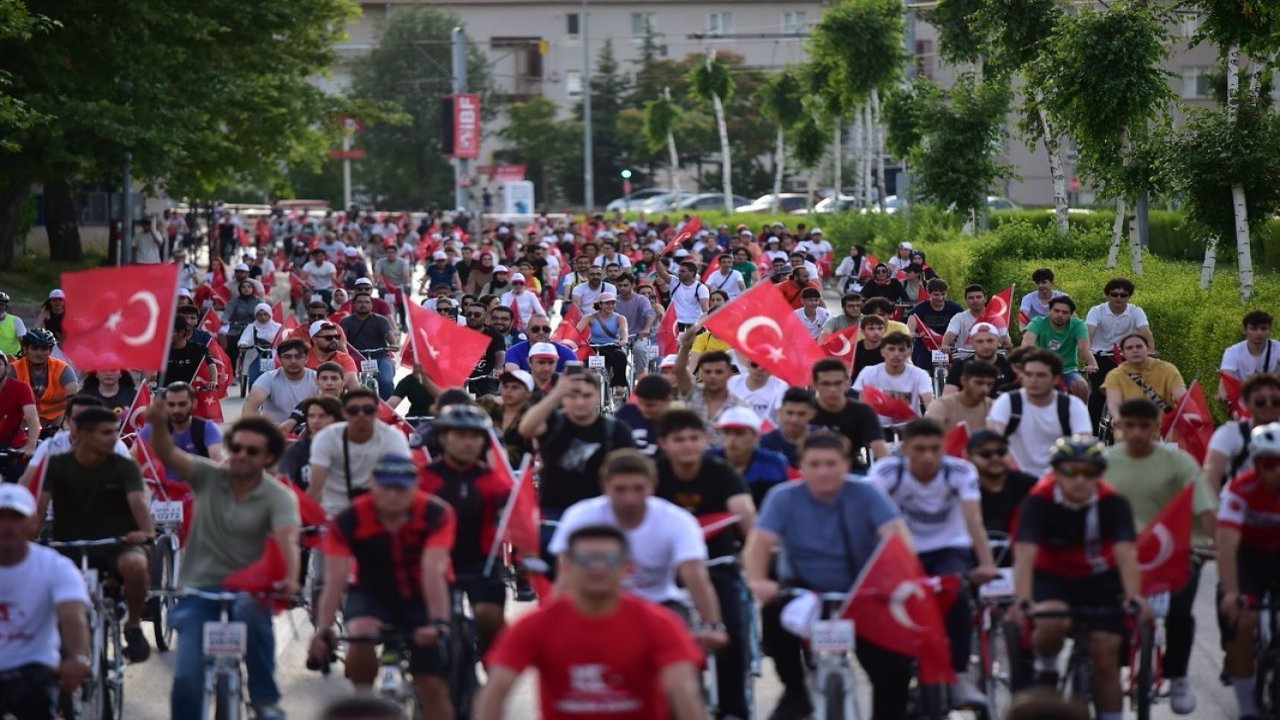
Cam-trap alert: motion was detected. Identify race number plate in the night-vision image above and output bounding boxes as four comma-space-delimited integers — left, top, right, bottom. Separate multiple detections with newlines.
259, 358, 274, 373
810, 619, 855, 653
360, 359, 378, 373
931, 350, 949, 365
150, 501, 184, 525
83, 568, 99, 593
978, 568, 1015, 600
203, 621, 248, 657
587, 356, 606, 369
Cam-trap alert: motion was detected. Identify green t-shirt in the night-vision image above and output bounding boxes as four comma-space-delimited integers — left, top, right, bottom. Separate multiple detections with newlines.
1103, 444, 1217, 545
1027, 315, 1088, 372
179, 457, 300, 588
45, 453, 145, 540
733, 261, 757, 287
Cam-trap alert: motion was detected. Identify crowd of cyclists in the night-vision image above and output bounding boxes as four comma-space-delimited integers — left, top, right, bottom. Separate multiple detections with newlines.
0, 204, 1278, 720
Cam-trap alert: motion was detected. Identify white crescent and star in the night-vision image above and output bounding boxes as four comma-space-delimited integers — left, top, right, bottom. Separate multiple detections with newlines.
986, 296, 1008, 322
826, 334, 853, 358
889, 580, 925, 631
1139, 523, 1173, 572
106, 291, 161, 347
737, 316, 787, 362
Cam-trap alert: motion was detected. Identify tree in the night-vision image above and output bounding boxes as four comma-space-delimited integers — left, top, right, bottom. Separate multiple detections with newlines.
643, 89, 683, 194
687, 51, 736, 211
498, 96, 578, 205
0, 0, 358, 269
756, 71, 804, 209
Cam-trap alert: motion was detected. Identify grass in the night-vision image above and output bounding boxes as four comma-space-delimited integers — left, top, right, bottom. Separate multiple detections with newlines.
0, 252, 109, 304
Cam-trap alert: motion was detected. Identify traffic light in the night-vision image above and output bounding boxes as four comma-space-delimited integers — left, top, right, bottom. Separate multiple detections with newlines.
620, 169, 632, 179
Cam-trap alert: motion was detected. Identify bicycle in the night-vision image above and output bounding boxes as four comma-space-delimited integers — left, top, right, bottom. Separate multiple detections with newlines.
45, 537, 130, 720
972, 534, 1017, 719
705, 555, 761, 719
445, 584, 480, 719
929, 349, 951, 399
585, 345, 629, 415
1240, 589, 1280, 717
145, 498, 184, 652
1023, 603, 1141, 716
237, 341, 275, 399
778, 588, 862, 720
311, 627, 424, 719
352, 347, 388, 394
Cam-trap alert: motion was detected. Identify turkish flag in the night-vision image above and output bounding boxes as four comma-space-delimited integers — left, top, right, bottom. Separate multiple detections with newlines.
120, 383, 151, 437
917, 283, 929, 302
509, 298, 523, 330
840, 533, 955, 683
1162, 381, 1214, 464
378, 398, 417, 437
492, 455, 539, 554
979, 285, 1015, 330
1218, 371, 1250, 418
917, 322, 945, 352
60, 265, 180, 372
662, 215, 701, 255
210, 283, 232, 306
192, 359, 225, 422
861, 254, 878, 281
404, 299, 494, 389
552, 303, 591, 360
1137, 485, 1194, 594
199, 308, 221, 336
944, 422, 970, 458
223, 537, 290, 612
281, 313, 299, 337
822, 325, 859, 371
697, 512, 741, 539
1017, 308, 1031, 327
271, 302, 284, 324
656, 303, 679, 358
703, 281, 827, 387
205, 338, 233, 399
135, 436, 195, 543
860, 385, 920, 423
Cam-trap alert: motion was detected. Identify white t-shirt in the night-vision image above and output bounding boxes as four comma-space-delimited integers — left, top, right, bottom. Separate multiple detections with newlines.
309, 421, 411, 517
1018, 290, 1065, 325
853, 364, 934, 425
1085, 303, 1149, 352
593, 254, 632, 269
302, 260, 337, 291
0, 544, 89, 671
706, 269, 747, 299
805, 238, 834, 260
1220, 340, 1280, 378
570, 281, 618, 313
988, 389, 1092, 477
945, 311, 1009, 351
1208, 420, 1254, 488
793, 306, 831, 339
727, 375, 789, 424
669, 281, 710, 324
499, 291, 546, 327
548, 496, 706, 603
251, 368, 318, 423
868, 455, 980, 553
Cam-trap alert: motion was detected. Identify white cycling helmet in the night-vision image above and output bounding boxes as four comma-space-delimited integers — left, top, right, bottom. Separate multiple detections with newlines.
1251, 422, 1280, 458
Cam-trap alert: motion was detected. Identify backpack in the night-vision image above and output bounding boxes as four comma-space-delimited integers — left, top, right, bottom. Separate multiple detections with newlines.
887, 455, 955, 498
173, 417, 210, 458
1228, 420, 1253, 479
1003, 391, 1072, 440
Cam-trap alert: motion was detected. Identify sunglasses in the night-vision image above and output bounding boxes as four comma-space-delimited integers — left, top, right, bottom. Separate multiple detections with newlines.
1109, 292, 1130, 299
314, 334, 340, 342
528, 325, 552, 332
227, 442, 265, 457
308, 314, 328, 320
1058, 466, 1102, 478
345, 404, 378, 416
466, 313, 485, 319
568, 551, 626, 569
975, 448, 1008, 459
1249, 397, 1280, 408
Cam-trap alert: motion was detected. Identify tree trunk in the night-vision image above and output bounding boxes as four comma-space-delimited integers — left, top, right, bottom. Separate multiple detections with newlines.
773, 127, 785, 209
1037, 100, 1069, 236
712, 92, 732, 213
861, 104, 873, 210
871, 88, 887, 212
832, 123, 842, 208
1201, 235, 1218, 288
666, 132, 681, 195
43, 177, 84, 263
1127, 201, 1143, 275
0, 180, 31, 271
1225, 47, 1253, 300
1108, 197, 1126, 268
850, 113, 862, 207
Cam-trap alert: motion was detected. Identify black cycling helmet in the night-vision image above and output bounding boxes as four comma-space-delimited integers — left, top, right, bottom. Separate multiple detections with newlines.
434, 404, 493, 432
0, 291, 9, 303
22, 328, 57, 348
1049, 434, 1107, 470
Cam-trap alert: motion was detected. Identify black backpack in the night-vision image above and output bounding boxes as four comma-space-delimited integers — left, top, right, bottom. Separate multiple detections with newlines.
1002, 391, 1072, 439
1229, 420, 1253, 479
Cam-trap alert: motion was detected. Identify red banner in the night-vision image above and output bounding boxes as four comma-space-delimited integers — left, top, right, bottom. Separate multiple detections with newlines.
451, 93, 481, 159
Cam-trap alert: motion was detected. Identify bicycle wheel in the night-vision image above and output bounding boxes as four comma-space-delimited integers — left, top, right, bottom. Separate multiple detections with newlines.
103, 615, 124, 720
448, 618, 479, 719
1001, 620, 1031, 693
823, 672, 844, 720
1134, 624, 1154, 720
213, 670, 242, 720
151, 538, 177, 651
983, 618, 1010, 718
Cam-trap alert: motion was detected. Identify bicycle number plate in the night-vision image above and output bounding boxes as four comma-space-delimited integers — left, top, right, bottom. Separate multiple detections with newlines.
810, 619, 855, 653
931, 350, 949, 365
203, 621, 248, 657
259, 358, 274, 372
360, 359, 378, 373
1147, 591, 1171, 618
150, 501, 184, 525
588, 356, 606, 369
979, 568, 1015, 600
83, 568, 99, 593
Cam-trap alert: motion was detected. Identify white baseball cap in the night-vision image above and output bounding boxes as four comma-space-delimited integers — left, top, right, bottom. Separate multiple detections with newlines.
673, 249, 690, 259
899, 241, 914, 250
343, 247, 359, 257
309, 320, 338, 337
234, 262, 250, 272
493, 265, 509, 273
715, 407, 763, 433
811, 227, 823, 235
354, 277, 373, 287
500, 369, 535, 392
969, 322, 1000, 338
659, 354, 679, 369
510, 273, 526, 283
739, 229, 753, 237
497, 226, 510, 235
48, 289, 65, 299
432, 250, 448, 260
529, 342, 559, 359
0, 483, 36, 517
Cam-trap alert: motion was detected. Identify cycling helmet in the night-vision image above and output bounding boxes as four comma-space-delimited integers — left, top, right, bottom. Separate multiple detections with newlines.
1049, 434, 1107, 470
0, 291, 9, 303
1251, 422, 1280, 458
21, 328, 57, 348
433, 404, 493, 432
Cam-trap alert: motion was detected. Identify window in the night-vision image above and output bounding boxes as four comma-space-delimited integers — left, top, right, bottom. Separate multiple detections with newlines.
567, 13, 579, 37
915, 39, 934, 80
707, 12, 733, 35
1182, 66, 1212, 99
1180, 12, 1202, 39
782, 11, 808, 34
566, 70, 583, 98
492, 37, 545, 102
630, 12, 657, 37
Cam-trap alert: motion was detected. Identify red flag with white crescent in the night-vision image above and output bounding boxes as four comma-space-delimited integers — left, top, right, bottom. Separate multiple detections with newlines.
1137, 485, 1194, 594
917, 322, 945, 352
656, 304, 679, 358
978, 286, 1014, 330
1161, 380, 1214, 463
702, 281, 827, 387
860, 385, 920, 424
821, 325, 859, 370
405, 299, 495, 389
120, 383, 152, 437
60, 265, 180, 372
1218, 371, 1250, 419
662, 215, 701, 255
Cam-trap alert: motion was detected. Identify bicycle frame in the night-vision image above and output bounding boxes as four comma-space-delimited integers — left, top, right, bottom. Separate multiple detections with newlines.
46, 537, 128, 720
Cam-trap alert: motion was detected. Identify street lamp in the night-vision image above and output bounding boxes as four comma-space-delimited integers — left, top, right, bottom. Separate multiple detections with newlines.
621, 169, 633, 211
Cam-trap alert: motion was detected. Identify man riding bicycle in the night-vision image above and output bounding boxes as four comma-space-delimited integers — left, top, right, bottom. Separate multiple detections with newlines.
309, 454, 456, 718
9, 329, 79, 436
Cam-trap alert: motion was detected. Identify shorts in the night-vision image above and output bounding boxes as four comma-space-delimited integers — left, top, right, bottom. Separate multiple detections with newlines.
454, 562, 507, 607
1033, 569, 1126, 635
59, 544, 149, 581
1237, 548, 1280, 598
343, 589, 447, 677
1062, 370, 1086, 387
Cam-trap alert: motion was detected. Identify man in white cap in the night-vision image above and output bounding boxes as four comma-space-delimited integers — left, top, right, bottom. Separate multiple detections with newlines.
944, 322, 1015, 396
233, 261, 266, 296
499, 274, 546, 328
348, 278, 394, 317
421, 250, 461, 295
172, 248, 200, 292
888, 240, 914, 273
340, 246, 368, 288
0, 483, 93, 714
942, 285, 1010, 353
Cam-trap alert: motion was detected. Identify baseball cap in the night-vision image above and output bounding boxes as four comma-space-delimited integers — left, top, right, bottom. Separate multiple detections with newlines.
739, 229, 753, 237
969, 322, 1000, 338
510, 273, 526, 283
715, 407, 763, 433
493, 265, 509, 273
811, 227, 823, 235
659, 354, 679, 369
309, 320, 337, 337
499, 369, 535, 392
966, 429, 1006, 453
432, 250, 448, 260
497, 226, 510, 235
0, 483, 36, 517
354, 277, 373, 287
48, 289, 65, 299
234, 262, 250, 272
899, 241, 914, 250
529, 342, 559, 359
596, 292, 617, 304
371, 454, 418, 488
673, 249, 690, 259
343, 247, 358, 257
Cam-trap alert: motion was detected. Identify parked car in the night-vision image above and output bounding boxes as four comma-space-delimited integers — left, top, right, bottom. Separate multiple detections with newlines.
634, 191, 695, 213
793, 194, 858, 215
735, 193, 810, 214
677, 193, 752, 211
985, 196, 1022, 211
604, 187, 671, 212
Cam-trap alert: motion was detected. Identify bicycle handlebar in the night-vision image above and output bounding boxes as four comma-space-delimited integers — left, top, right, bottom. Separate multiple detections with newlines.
45, 537, 134, 549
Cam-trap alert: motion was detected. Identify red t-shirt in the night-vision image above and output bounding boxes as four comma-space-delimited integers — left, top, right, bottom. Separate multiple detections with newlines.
486, 594, 702, 719
0, 377, 36, 448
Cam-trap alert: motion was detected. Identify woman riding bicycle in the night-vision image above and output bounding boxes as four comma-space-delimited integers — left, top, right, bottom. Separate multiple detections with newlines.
237, 303, 282, 390
576, 292, 630, 397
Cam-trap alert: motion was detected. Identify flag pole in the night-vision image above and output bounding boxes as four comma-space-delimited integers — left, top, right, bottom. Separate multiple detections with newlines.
156, 268, 183, 390
484, 451, 532, 578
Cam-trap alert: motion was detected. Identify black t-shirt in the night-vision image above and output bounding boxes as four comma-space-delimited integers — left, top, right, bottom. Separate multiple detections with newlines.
45, 454, 145, 540
811, 400, 884, 470
946, 355, 1015, 398
341, 313, 393, 355
853, 342, 884, 381
83, 385, 138, 418
470, 327, 506, 378
654, 455, 749, 558
979, 470, 1038, 536
613, 404, 656, 455
860, 279, 910, 303
1015, 483, 1136, 578
392, 375, 435, 417
537, 412, 635, 511
909, 300, 964, 336
166, 341, 211, 385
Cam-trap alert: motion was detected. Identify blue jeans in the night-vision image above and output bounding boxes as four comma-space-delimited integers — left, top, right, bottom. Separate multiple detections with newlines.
375, 355, 395, 400
169, 588, 279, 717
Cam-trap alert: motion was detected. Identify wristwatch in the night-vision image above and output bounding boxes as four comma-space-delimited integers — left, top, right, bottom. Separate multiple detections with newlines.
68, 654, 92, 667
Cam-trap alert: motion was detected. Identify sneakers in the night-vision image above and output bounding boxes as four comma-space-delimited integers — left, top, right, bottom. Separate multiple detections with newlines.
251, 703, 287, 720
1168, 677, 1197, 714
767, 690, 814, 720
124, 624, 151, 663
949, 676, 988, 708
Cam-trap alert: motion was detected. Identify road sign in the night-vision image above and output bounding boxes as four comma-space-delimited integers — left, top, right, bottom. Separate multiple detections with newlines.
338, 115, 365, 134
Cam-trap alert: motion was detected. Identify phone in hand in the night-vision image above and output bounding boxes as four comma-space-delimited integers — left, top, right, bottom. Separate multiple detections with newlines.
564, 361, 584, 377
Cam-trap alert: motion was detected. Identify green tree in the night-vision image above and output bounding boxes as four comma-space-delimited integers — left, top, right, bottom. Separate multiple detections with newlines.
687, 51, 736, 211
0, 0, 358, 268
348, 6, 492, 210
643, 89, 683, 194
756, 71, 804, 209
497, 96, 577, 205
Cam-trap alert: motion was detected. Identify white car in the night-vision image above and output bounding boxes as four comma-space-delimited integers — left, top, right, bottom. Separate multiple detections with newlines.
604, 188, 671, 212
736, 193, 810, 214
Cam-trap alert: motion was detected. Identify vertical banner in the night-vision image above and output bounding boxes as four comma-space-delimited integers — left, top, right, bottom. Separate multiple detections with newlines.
451, 92, 480, 159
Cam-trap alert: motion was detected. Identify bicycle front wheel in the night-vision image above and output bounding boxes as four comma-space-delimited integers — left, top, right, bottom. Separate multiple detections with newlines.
213, 670, 241, 720
823, 672, 845, 720
151, 538, 177, 651
1134, 624, 1154, 720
